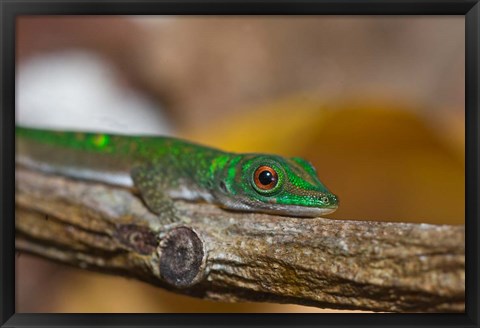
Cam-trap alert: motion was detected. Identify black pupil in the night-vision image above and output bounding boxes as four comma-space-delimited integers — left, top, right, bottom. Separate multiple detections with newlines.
258, 170, 276, 186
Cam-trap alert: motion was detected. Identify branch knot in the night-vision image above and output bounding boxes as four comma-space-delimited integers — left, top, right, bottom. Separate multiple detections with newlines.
159, 226, 205, 288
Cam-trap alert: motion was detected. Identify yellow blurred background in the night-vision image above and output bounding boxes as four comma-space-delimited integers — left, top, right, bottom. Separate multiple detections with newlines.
15, 16, 464, 313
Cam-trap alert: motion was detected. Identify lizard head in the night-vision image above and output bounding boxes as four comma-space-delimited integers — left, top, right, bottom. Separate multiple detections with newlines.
215, 154, 338, 218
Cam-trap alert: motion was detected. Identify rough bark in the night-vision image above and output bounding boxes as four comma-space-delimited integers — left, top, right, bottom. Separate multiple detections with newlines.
15, 167, 465, 312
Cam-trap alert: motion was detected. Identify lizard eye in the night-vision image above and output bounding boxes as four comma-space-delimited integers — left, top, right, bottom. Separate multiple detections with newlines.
253, 166, 278, 191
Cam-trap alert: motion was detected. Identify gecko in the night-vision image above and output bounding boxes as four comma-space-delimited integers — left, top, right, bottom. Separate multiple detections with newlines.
16, 126, 338, 218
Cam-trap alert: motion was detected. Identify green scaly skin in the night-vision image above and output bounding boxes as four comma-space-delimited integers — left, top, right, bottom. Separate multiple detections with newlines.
16, 126, 338, 218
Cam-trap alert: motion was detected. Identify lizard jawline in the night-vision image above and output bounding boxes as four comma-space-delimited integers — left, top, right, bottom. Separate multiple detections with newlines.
217, 194, 337, 218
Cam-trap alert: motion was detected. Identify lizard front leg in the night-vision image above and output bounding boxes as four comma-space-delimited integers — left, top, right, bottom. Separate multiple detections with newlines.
131, 162, 180, 223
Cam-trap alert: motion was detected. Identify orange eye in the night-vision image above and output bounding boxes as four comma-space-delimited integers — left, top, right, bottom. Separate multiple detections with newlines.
254, 166, 278, 190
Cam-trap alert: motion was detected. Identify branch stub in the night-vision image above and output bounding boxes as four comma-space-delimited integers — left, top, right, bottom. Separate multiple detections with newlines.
159, 226, 205, 288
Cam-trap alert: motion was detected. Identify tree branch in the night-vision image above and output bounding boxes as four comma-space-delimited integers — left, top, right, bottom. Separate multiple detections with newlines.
15, 167, 465, 312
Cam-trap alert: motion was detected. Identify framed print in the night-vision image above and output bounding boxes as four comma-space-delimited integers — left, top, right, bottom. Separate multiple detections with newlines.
1, 1, 479, 327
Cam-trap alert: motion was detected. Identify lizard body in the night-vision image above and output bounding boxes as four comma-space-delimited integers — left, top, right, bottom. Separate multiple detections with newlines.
16, 126, 338, 217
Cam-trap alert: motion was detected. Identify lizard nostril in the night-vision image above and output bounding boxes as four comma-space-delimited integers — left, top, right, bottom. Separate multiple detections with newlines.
219, 181, 228, 193
321, 196, 329, 204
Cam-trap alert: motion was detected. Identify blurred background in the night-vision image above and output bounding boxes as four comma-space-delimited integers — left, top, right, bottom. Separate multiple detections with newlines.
15, 16, 465, 313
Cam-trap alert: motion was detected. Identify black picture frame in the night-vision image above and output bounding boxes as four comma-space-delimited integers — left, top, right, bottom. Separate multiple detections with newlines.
1, 1, 478, 327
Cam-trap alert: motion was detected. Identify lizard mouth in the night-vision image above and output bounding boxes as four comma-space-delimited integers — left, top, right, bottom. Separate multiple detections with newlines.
238, 197, 338, 218
257, 204, 338, 218
216, 193, 338, 218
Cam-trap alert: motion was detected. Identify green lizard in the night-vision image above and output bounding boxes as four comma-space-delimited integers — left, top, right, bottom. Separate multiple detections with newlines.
16, 126, 338, 218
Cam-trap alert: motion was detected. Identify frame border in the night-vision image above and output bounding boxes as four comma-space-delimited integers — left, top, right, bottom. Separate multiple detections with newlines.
1, 1, 478, 327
